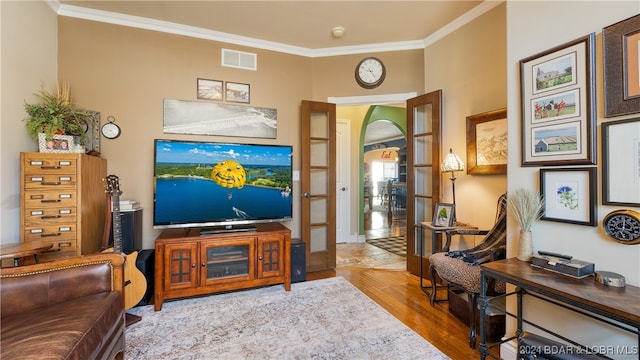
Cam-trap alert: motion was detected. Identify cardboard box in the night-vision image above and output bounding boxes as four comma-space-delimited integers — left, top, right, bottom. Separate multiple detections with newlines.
531, 255, 594, 278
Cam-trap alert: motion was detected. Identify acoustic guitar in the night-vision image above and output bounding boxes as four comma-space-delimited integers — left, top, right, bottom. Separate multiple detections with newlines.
103, 174, 147, 310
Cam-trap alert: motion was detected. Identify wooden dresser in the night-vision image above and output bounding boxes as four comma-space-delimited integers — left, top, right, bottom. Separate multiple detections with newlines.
20, 152, 107, 261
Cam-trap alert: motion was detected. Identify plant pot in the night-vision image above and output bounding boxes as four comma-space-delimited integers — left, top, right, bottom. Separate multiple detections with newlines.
517, 230, 533, 261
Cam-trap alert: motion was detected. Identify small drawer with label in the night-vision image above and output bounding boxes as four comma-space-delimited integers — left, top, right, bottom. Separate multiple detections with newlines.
24, 224, 76, 242
23, 207, 76, 225
23, 191, 77, 209
24, 174, 77, 189
22, 153, 77, 175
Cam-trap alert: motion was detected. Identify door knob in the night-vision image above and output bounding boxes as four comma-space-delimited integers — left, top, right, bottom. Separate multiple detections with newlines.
302, 193, 311, 198
339, 187, 347, 191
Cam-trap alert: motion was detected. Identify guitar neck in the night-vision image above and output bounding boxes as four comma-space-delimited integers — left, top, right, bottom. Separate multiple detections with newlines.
112, 192, 123, 253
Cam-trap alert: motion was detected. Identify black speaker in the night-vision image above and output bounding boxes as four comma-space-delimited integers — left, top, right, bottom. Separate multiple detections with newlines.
109, 208, 142, 253
135, 249, 154, 306
290, 238, 306, 283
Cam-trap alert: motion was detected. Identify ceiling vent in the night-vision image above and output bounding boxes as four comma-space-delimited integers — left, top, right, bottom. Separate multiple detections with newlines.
222, 48, 257, 71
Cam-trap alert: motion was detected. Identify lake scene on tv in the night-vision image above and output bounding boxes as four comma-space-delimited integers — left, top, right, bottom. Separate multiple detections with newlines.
154, 140, 292, 227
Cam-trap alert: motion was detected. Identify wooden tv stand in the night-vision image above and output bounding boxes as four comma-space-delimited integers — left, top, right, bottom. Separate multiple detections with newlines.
154, 223, 291, 311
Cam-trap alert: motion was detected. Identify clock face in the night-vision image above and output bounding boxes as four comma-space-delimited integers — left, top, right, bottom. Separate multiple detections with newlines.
355, 57, 385, 89
101, 122, 121, 139
603, 210, 640, 245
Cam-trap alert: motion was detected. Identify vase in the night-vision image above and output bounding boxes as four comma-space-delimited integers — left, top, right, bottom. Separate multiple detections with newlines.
517, 230, 533, 261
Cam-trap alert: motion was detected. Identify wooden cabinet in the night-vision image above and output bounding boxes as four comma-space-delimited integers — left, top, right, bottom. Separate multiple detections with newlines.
20, 152, 107, 262
154, 223, 291, 311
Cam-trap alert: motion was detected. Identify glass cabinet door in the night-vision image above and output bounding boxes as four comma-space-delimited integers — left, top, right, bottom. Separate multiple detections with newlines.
201, 238, 255, 286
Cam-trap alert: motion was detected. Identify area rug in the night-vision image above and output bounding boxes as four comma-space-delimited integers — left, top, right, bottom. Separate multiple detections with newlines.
366, 236, 406, 257
125, 277, 448, 359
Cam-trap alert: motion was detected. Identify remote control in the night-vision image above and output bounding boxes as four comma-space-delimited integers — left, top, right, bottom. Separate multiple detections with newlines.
537, 250, 572, 260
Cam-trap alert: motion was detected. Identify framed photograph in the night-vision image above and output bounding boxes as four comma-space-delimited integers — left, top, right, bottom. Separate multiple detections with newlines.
540, 167, 597, 226
602, 118, 640, 206
197, 78, 223, 101
520, 33, 596, 166
38, 133, 75, 153
603, 14, 640, 117
433, 203, 455, 227
225, 82, 250, 103
466, 107, 507, 175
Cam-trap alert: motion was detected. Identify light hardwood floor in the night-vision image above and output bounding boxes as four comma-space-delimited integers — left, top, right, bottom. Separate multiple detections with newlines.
310, 199, 496, 359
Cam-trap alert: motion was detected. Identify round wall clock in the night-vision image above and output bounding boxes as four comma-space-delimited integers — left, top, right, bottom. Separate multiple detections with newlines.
602, 209, 640, 245
355, 57, 386, 89
101, 116, 121, 139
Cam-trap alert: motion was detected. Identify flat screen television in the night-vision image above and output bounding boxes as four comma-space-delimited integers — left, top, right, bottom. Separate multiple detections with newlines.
153, 139, 293, 233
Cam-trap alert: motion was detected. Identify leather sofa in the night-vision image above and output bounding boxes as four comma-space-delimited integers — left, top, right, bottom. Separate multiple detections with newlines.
1, 253, 126, 360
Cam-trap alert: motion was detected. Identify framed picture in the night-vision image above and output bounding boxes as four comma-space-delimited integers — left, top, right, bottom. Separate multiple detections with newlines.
38, 133, 75, 153
540, 167, 597, 226
603, 14, 640, 117
225, 82, 250, 103
466, 107, 507, 175
433, 203, 455, 227
520, 33, 596, 166
197, 78, 223, 101
602, 118, 640, 206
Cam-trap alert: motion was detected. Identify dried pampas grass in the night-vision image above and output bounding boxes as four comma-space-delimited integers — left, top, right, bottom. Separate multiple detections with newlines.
508, 187, 543, 232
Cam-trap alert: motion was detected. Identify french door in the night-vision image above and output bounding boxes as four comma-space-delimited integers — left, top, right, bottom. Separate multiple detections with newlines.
406, 90, 442, 277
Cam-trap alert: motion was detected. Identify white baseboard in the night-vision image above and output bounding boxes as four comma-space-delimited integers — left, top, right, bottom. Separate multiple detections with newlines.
500, 339, 517, 360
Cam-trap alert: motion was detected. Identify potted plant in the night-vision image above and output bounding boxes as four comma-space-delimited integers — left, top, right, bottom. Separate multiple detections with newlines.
507, 187, 544, 261
23, 82, 89, 146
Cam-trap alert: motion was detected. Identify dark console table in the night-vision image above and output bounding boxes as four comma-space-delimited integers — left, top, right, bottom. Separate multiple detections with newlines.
479, 258, 640, 359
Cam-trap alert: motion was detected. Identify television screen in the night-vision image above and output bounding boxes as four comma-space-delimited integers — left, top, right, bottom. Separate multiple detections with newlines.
153, 139, 292, 230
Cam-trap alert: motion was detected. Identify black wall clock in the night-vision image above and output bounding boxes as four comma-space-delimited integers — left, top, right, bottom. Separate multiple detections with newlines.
602, 209, 640, 245
101, 116, 121, 139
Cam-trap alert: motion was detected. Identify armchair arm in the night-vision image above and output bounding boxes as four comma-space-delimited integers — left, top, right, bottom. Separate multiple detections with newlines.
1, 254, 125, 319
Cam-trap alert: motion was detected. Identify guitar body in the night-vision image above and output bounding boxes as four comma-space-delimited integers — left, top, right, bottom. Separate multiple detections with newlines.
104, 175, 148, 310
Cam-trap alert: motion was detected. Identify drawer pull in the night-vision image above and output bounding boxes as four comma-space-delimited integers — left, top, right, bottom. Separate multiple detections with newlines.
40, 165, 61, 169
41, 199, 61, 203
41, 181, 62, 185
41, 232, 61, 237
41, 215, 61, 219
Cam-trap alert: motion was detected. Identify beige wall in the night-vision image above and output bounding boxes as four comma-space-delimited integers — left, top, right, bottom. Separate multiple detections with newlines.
425, 2, 507, 248
1, 1, 58, 243
506, 1, 639, 356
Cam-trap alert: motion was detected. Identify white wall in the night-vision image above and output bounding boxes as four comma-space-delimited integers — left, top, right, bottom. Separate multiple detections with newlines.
0, 1, 57, 244
506, 2, 639, 358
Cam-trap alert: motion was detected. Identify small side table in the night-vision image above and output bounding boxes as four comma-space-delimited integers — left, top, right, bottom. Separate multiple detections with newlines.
416, 221, 477, 297
0, 240, 53, 267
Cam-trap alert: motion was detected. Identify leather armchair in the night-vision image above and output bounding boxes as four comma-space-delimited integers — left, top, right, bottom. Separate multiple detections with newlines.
1, 253, 126, 360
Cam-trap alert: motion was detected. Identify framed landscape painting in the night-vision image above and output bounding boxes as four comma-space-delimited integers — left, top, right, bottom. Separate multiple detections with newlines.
520, 33, 596, 166
466, 108, 507, 175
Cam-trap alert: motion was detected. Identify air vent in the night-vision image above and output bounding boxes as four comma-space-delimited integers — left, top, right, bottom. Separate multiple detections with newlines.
221, 48, 257, 71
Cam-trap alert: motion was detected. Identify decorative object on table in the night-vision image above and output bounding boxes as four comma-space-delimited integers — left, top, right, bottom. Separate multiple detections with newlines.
602, 118, 640, 206
101, 116, 121, 139
594, 271, 625, 287
225, 81, 250, 103
603, 14, 640, 117
355, 57, 386, 89
540, 167, 597, 226
23, 82, 92, 149
531, 253, 595, 278
507, 187, 543, 261
196, 78, 223, 101
440, 148, 464, 222
602, 209, 640, 245
466, 108, 507, 175
163, 98, 277, 139
432, 202, 455, 227
519, 33, 596, 166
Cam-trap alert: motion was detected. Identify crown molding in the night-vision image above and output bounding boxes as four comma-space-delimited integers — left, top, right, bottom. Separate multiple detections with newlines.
53, 1, 502, 58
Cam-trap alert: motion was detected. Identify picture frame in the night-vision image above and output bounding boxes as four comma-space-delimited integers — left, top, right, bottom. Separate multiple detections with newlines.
433, 203, 455, 227
540, 167, 597, 226
466, 107, 507, 175
82, 110, 100, 153
38, 133, 75, 153
520, 33, 596, 166
197, 78, 223, 101
602, 118, 640, 206
225, 82, 250, 103
603, 14, 640, 117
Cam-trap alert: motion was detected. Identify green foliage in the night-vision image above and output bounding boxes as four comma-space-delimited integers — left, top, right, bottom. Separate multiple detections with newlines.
23, 82, 89, 143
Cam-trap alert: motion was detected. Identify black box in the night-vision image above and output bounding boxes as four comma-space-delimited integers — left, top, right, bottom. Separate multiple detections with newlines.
135, 249, 154, 306
291, 238, 306, 283
109, 208, 143, 253
531, 255, 594, 278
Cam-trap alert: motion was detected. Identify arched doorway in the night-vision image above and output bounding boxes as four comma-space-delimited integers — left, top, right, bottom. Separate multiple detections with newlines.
358, 105, 407, 236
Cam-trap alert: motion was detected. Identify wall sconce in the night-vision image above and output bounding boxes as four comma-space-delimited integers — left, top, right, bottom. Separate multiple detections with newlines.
441, 148, 464, 222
